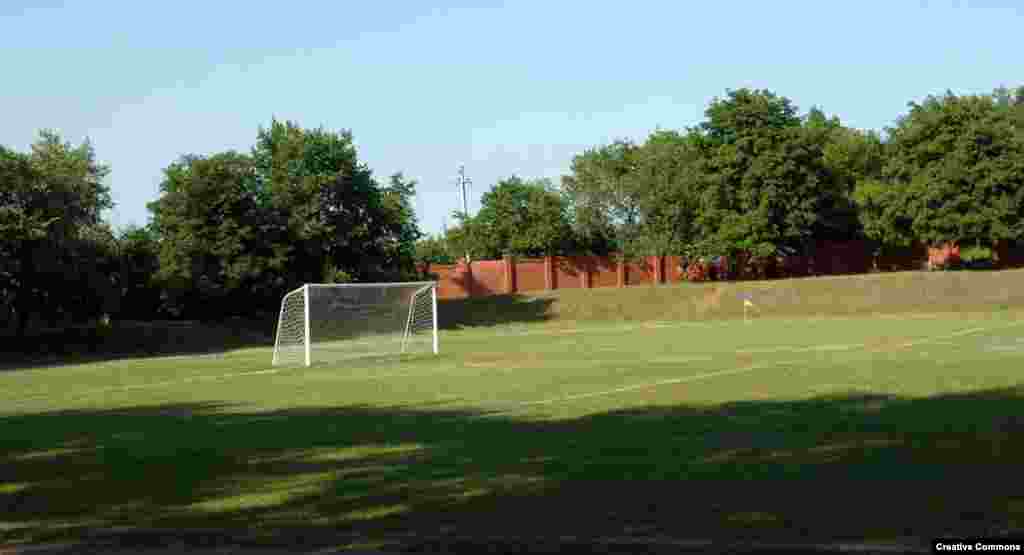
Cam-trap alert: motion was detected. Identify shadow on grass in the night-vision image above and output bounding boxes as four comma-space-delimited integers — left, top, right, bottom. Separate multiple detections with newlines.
0, 319, 275, 372
2, 388, 1024, 552
438, 295, 555, 331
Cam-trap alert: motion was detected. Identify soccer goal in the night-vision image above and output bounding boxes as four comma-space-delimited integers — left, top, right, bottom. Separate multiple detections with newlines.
272, 282, 438, 367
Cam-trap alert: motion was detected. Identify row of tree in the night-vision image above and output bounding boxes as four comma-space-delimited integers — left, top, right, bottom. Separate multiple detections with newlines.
424, 87, 1024, 271
2, 120, 422, 336
5, 87, 1023, 336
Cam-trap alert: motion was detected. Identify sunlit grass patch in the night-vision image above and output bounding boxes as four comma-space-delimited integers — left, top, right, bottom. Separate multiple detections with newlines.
304, 443, 425, 463
186, 471, 336, 514
241, 443, 425, 467
338, 503, 410, 522
0, 482, 31, 495
11, 447, 89, 461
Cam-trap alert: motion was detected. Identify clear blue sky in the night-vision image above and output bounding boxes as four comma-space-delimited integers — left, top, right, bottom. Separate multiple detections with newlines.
2, 1, 1021, 236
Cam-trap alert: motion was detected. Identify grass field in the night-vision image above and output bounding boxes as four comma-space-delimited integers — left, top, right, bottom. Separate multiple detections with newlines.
4, 275, 1024, 552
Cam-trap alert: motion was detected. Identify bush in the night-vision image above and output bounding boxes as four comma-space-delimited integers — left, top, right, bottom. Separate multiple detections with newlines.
960, 245, 995, 270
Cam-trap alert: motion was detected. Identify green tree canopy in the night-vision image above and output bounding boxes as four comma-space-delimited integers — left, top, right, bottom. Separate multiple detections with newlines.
1, 130, 115, 335
561, 140, 642, 260
628, 129, 703, 256
251, 119, 420, 284
444, 176, 574, 260
414, 234, 456, 266
474, 176, 574, 258
148, 151, 272, 318
147, 119, 424, 318
689, 89, 860, 259
857, 90, 1024, 249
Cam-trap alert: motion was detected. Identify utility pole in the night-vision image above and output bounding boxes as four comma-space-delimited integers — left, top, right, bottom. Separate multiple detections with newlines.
456, 164, 472, 220
455, 165, 473, 263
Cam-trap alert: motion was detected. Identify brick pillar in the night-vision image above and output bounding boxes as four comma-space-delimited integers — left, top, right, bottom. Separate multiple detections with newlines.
652, 256, 663, 284
617, 256, 626, 287
503, 255, 516, 294
580, 257, 591, 289
462, 260, 474, 297
544, 256, 554, 290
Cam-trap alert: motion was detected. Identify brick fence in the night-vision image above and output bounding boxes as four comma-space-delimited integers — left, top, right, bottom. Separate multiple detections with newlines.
423, 240, 1024, 300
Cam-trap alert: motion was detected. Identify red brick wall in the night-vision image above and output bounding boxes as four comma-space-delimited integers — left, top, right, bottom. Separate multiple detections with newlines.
431, 263, 471, 299
664, 256, 685, 283
424, 242, 1024, 299
625, 259, 654, 285
470, 259, 506, 296
516, 258, 547, 292
590, 257, 619, 288
552, 256, 584, 289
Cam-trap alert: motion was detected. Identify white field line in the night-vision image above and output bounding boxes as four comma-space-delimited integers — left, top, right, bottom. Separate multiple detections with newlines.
4, 320, 1021, 408
898, 325, 993, 347
3, 353, 499, 406
517, 359, 803, 408
741, 321, 1019, 356
476, 320, 736, 339
472, 359, 803, 417
476, 320, 1024, 415
311, 354, 717, 386
468, 314, 943, 339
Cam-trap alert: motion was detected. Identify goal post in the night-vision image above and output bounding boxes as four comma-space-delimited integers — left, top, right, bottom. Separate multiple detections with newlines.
272, 282, 439, 367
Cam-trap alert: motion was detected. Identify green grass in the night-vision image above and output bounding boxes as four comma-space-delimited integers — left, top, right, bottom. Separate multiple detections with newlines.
4, 274, 1024, 551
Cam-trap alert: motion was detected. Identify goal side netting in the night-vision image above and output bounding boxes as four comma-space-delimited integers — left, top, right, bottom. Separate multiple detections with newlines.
272, 282, 438, 367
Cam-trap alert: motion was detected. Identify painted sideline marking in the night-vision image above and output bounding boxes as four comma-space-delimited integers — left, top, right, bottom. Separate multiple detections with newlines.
480, 320, 1024, 415
5, 319, 1020, 408
516, 359, 802, 408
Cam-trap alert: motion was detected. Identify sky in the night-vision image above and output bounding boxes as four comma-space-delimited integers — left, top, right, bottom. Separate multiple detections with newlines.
2, 1, 1022, 236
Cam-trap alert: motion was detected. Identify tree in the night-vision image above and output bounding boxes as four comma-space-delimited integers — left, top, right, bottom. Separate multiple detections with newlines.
460, 176, 574, 259
375, 172, 423, 280
700, 88, 802, 147
443, 212, 489, 262
251, 119, 419, 285
860, 90, 1024, 251
415, 235, 455, 266
148, 151, 276, 319
629, 129, 703, 256
562, 140, 642, 260
147, 119, 425, 319
112, 224, 163, 319
1, 131, 114, 337
688, 89, 857, 261
822, 126, 885, 241
252, 119, 362, 290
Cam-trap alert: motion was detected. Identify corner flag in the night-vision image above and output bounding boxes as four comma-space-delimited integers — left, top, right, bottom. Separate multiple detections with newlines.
741, 293, 758, 324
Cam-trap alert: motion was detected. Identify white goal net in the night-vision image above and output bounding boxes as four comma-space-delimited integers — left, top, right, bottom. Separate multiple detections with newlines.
272, 282, 438, 366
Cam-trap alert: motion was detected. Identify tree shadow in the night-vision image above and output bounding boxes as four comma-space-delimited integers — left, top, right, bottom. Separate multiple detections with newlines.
438, 295, 555, 331
2, 387, 1023, 552
0, 318, 275, 372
